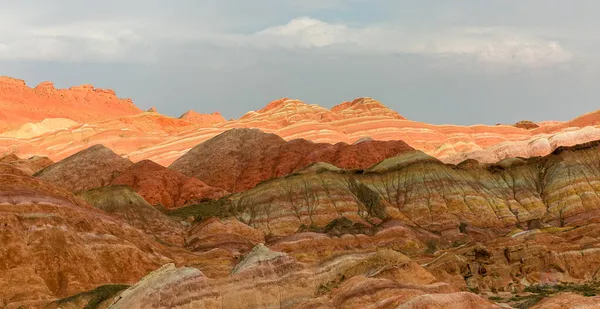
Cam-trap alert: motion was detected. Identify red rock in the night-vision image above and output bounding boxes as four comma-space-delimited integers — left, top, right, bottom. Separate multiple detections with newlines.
169, 128, 414, 192
111, 160, 228, 209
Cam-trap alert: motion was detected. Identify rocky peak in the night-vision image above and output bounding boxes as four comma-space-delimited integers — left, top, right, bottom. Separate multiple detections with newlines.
179, 109, 226, 124
231, 243, 285, 275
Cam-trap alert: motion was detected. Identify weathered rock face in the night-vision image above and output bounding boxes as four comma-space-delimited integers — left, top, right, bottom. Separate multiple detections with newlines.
0, 77, 142, 132
211, 141, 600, 238
111, 160, 228, 209
186, 217, 265, 256
0, 172, 176, 307
425, 224, 600, 295
170, 128, 414, 192
531, 293, 600, 309
34, 144, 133, 193
108, 248, 499, 309
78, 185, 187, 246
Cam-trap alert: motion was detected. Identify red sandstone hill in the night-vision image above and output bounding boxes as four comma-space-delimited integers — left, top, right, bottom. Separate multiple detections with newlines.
169, 128, 414, 192
111, 160, 228, 209
0, 76, 142, 132
34, 144, 133, 193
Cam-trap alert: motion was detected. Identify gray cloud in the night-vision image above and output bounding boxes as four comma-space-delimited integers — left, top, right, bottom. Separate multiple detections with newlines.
1, 1, 598, 125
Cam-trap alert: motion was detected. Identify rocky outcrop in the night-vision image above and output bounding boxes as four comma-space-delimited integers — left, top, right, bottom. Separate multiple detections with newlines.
108, 249, 498, 309
0, 76, 142, 132
169, 128, 414, 192
111, 160, 228, 209
0, 153, 53, 175
34, 144, 133, 192
513, 120, 540, 130
179, 110, 226, 125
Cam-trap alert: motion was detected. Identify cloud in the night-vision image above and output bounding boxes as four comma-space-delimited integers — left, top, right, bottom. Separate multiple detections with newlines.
0, 3, 573, 69
0, 19, 155, 62
244, 18, 573, 68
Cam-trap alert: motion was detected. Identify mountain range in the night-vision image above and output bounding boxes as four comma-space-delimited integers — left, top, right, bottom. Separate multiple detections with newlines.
2, 76, 600, 308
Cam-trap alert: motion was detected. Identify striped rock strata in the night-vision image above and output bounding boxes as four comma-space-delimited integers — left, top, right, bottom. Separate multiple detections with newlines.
0, 170, 173, 307
210, 140, 600, 237
34, 144, 133, 193
0, 77, 142, 132
108, 248, 499, 309
0, 167, 249, 308
78, 185, 187, 246
2, 96, 600, 169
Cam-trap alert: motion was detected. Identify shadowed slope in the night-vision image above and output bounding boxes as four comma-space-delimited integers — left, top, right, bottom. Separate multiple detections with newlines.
78, 185, 187, 246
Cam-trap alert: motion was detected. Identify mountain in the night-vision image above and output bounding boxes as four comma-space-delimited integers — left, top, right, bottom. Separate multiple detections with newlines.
1, 75, 600, 169
179, 110, 226, 124
34, 144, 133, 192
0, 76, 142, 132
169, 128, 414, 192
4, 75, 600, 308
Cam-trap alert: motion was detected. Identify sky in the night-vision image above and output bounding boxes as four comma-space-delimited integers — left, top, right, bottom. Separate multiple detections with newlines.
1, 0, 599, 125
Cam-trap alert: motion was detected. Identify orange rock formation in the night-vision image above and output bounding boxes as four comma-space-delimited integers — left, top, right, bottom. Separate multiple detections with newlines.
0, 76, 142, 132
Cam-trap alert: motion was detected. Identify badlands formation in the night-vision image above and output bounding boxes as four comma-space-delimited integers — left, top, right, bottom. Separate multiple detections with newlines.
1, 77, 600, 308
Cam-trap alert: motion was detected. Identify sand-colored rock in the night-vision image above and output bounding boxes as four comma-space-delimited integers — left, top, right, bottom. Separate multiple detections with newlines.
0, 77, 142, 132
35, 144, 133, 193
0, 118, 79, 139
111, 160, 228, 208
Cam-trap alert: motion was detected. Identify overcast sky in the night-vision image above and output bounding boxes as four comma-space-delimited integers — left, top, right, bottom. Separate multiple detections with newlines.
1, 1, 599, 125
